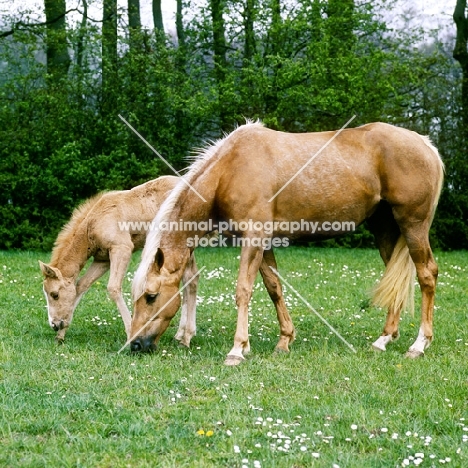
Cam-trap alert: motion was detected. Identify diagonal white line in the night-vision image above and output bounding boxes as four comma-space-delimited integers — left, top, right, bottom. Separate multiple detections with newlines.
268, 115, 356, 202
269, 266, 357, 353
117, 265, 206, 354
118, 114, 207, 202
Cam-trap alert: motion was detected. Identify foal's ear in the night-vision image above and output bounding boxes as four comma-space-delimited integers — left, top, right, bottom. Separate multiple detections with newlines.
153, 248, 165, 272
39, 261, 60, 279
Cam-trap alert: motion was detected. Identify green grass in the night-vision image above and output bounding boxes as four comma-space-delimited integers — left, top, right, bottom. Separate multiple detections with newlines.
0, 247, 467, 467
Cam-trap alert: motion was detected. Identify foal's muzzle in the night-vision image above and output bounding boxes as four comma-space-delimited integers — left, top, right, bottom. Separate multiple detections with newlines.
130, 336, 157, 353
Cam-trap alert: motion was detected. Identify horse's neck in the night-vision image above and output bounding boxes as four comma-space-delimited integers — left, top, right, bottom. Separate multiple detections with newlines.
51, 223, 90, 279
174, 192, 215, 241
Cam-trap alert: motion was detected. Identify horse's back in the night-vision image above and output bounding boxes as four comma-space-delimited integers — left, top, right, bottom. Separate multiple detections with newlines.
209, 122, 443, 230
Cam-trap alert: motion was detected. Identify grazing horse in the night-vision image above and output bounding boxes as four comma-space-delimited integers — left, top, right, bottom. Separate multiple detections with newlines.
130, 121, 444, 365
39, 176, 198, 345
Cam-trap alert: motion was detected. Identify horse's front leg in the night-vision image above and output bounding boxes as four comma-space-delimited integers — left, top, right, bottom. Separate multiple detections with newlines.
174, 253, 199, 348
225, 242, 264, 366
259, 248, 296, 352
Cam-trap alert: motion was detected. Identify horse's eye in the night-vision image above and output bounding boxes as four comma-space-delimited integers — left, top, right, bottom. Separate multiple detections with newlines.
50, 292, 59, 300
146, 293, 158, 304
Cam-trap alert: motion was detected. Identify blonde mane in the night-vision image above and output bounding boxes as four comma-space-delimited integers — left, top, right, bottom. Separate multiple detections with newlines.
132, 121, 264, 300
50, 192, 109, 266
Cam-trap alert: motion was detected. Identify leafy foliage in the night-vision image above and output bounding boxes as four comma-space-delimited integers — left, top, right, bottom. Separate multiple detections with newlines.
0, 0, 464, 250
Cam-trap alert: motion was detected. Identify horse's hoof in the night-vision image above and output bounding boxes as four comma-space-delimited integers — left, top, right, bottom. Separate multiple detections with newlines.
178, 341, 190, 349
55, 335, 65, 344
224, 355, 245, 366
405, 350, 424, 359
274, 346, 289, 354
372, 343, 386, 352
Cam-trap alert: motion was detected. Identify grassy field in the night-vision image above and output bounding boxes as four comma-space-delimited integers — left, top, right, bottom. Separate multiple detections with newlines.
0, 247, 467, 467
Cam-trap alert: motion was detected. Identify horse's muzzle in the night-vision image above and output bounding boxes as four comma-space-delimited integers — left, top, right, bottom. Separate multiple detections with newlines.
130, 336, 157, 353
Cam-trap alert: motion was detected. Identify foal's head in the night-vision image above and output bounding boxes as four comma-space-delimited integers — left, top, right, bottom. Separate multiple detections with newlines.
130, 248, 187, 352
39, 261, 77, 341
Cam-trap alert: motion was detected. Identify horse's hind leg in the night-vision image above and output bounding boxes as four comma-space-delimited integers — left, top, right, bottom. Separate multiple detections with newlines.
108, 244, 133, 339
175, 253, 198, 348
402, 226, 438, 358
259, 248, 296, 353
367, 203, 404, 351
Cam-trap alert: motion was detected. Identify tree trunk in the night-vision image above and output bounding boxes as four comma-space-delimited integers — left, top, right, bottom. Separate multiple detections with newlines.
244, 0, 256, 61
76, 0, 88, 70
264, 0, 281, 118
128, 0, 142, 49
153, 0, 164, 34
176, 0, 185, 48
102, 0, 118, 118
210, 0, 229, 130
44, 0, 71, 80
453, 0, 468, 132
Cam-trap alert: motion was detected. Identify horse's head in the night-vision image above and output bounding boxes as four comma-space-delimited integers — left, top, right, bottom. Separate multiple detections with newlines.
130, 248, 185, 352
39, 261, 76, 341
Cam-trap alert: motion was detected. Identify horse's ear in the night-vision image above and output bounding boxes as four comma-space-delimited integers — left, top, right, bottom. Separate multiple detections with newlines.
154, 248, 165, 272
39, 261, 60, 279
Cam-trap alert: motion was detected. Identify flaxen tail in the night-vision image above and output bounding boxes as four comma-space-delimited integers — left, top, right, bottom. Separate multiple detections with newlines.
372, 236, 415, 315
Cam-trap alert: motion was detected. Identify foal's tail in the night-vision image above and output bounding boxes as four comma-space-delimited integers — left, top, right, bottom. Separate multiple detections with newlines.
372, 236, 416, 316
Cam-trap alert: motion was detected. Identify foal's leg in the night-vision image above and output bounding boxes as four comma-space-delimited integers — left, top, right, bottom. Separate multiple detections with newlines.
259, 248, 296, 353
75, 261, 110, 305
174, 253, 199, 348
225, 243, 264, 366
107, 244, 134, 339
56, 260, 110, 342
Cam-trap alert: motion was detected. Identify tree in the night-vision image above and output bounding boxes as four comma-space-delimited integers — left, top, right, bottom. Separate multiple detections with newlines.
44, 0, 71, 80
153, 0, 164, 34
102, 0, 118, 119
176, 0, 185, 48
453, 0, 468, 132
243, 0, 256, 61
210, 0, 229, 130
128, 0, 142, 50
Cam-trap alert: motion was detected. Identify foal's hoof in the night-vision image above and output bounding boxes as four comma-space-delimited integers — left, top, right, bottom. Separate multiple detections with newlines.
274, 346, 289, 354
405, 349, 424, 359
177, 341, 190, 349
224, 355, 245, 366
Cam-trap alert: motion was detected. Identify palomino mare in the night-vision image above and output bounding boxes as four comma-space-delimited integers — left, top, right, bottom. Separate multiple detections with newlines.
40, 176, 198, 346
130, 122, 444, 365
